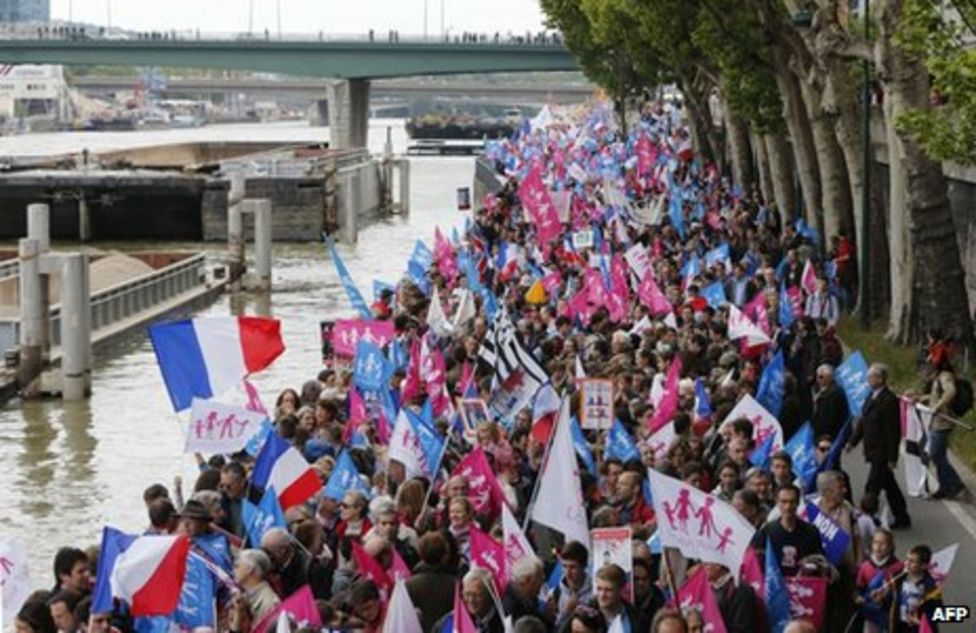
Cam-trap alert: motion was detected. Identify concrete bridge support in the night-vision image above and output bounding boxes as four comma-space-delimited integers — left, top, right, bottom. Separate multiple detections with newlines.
60, 253, 92, 400
325, 79, 371, 150
227, 196, 274, 292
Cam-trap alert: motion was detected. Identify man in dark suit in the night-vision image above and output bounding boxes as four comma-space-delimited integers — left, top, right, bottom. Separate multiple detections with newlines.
847, 363, 911, 528
812, 364, 850, 441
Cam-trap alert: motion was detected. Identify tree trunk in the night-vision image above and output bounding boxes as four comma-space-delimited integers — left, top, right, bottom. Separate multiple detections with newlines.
772, 54, 823, 234
765, 133, 798, 221
725, 109, 754, 189
794, 65, 853, 245
879, 0, 972, 345
754, 132, 774, 205
681, 78, 721, 169
882, 89, 912, 342
868, 147, 891, 320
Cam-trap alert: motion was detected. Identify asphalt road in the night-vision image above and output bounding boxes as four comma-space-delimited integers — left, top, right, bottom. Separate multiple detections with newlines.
843, 444, 976, 630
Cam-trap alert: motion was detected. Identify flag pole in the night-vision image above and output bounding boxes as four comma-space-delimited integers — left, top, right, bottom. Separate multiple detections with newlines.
902, 397, 975, 431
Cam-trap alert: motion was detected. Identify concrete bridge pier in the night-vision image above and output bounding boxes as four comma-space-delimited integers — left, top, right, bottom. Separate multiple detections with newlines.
60, 253, 92, 400
17, 238, 44, 398
325, 79, 371, 150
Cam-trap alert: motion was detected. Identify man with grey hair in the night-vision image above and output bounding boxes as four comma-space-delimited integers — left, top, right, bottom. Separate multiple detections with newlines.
502, 556, 550, 626
434, 567, 503, 633
812, 363, 849, 442
847, 362, 911, 529
233, 549, 280, 624
260, 526, 309, 598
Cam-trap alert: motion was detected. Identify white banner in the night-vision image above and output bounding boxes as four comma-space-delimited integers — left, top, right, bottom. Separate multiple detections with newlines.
647, 470, 755, 577
185, 398, 266, 455
0, 537, 31, 626
720, 394, 785, 452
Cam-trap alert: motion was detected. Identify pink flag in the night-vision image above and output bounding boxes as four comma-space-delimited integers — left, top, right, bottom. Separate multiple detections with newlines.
419, 334, 449, 417
434, 228, 459, 283
636, 133, 656, 176
243, 380, 268, 415
786, 576, 828, 631
502, 504, 533, 579
457, 360, 475, 396
343, 387, 367, 444
542, 269, 562, 294
801, 259, 818, 295
454, 583, 478, 633
400, 338, 423, 403
352, 541, 393, 598
470, 526, 507, 594
389, 549, 412, 583
675, 567, 728, 633
638, 271, 671, 316
739, 547, 764, 599
376, 403, 392, 445
452, 447, 508, 518
253, 585, 322, 633
518, 166, 562, 249
585, 269, 609, 306
332, 319, 396, 357
647, 356, 682, 433
786, 285, 805, 318
920, 616, 935, 633
611, 255, 631, 302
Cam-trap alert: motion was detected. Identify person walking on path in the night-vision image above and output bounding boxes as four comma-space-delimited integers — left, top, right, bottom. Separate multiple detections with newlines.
847, 363, 912, 529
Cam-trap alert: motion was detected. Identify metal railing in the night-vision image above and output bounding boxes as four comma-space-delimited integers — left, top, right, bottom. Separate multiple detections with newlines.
0, 258, 18, 280
221, 148, 371, 179
0, 253, 207, 352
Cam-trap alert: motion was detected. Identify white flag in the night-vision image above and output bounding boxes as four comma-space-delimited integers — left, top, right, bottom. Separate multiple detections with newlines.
624, 243, 651, 278
720, 394, 785, 452
629, 196, 665, 226
647, 469, 755, 576
929, 543, 958, 584
551, 190, 572, 223
663, 311, 678, 329
531, 399, 590, 547
575, 355, 587, 380
502, 504, 534, 578
382, 578, 424, 633
276, 611, 292, 633
427, 295, 454, 339
185, 398, 266, 455
452, 290, 477, 329
903, 400, 933, 498
0, 538, 30, 627
388, 410, 425, 480
646, 420, 676, 462
727, 305, 770, 345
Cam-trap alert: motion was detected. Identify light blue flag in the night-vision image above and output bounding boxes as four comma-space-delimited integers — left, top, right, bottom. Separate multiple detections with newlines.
243, 486, 286, 548
605, 419, 640, 463
388, 338, 409, 371
325, 237, 372, 319
756, 351, 786, 418
411, 240, 433, 270
705, 243, 731, 270
680, 254, 700, 280
174, 548, 217, 629
406, 407, 446, 477
779, 283, 795, 329
765, 538, 792, 633
785, 422, 818, 489
701, 282, 726, 309
244, 418, 273, 457
354, 339, 393, 393
694, 378, 712, 419
669, 193, 684, 239
570, 415, 597, 475
750, 432, 776, 470
324, 450, 372, 501
546, 559, 564, 591
836, 351, 871, 417
646, 531, 662, 555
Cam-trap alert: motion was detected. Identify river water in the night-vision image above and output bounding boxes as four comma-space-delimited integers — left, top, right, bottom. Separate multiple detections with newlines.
0, 119, 474, 584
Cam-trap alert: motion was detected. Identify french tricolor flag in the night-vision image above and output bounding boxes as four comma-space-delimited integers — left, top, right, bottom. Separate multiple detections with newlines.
149, 317, 285, 412
251, 431, 323, 510
109, 534, 191, 617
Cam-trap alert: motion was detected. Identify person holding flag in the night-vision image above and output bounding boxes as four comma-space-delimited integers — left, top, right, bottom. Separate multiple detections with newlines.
855, 528, 903, 633
889, 545, 944, 632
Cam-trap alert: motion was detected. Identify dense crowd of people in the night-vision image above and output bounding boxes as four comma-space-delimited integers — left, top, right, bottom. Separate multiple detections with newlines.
13, 102, 969, 633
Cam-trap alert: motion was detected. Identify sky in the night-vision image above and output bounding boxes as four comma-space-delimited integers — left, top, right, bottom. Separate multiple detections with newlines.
49, 0, 550, 36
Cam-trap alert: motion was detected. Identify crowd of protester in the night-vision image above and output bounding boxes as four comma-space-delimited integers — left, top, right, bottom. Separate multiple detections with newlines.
14, 101, 969, 633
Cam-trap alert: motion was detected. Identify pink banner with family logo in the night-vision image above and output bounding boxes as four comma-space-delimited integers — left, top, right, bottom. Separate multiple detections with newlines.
452, 446, 507, 518
331, 319, 395, 357
786, 576, 827, 631
647, 469, 756, 575
519, 166, 563, 248
676, 566, 728, 633
470, 526, 506, 594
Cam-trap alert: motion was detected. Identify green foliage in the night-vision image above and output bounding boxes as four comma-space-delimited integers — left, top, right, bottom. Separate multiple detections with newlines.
894, 0, 976, 164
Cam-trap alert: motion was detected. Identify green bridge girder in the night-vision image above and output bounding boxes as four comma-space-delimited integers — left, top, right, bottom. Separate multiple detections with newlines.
0, 39, 579, 79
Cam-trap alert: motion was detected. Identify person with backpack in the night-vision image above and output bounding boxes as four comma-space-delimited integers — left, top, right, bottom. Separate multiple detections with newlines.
920, 330, 968, 500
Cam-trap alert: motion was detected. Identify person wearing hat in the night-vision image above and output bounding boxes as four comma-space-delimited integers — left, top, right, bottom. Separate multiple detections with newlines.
176, 499, 213, 538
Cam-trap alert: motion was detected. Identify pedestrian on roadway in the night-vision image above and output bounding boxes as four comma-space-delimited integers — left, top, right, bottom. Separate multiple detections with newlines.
848, 363, 912, 529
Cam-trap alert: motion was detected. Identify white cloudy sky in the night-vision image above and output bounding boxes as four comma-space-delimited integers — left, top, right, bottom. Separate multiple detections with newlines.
50, 0, 549, 35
